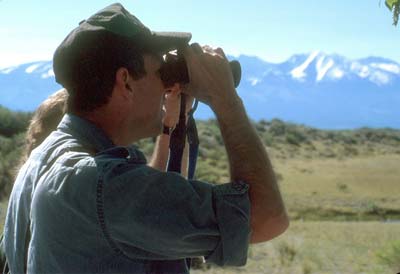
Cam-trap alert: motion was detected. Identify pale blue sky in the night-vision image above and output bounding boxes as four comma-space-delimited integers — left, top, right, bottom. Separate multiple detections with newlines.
0, 0, 399, 68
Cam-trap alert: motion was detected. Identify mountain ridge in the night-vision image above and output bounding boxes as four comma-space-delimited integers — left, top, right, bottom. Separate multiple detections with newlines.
1, 52, 399, 129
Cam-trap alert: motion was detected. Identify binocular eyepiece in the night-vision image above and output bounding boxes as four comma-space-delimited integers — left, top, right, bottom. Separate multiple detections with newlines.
159, 53, 242, 89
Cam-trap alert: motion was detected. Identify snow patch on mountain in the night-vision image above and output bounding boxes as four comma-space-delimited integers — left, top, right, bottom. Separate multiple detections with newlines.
316, 56, 334, 81
23, 62, 53, 75
41, 69, 54, 79
290, 51, 319, 80
25, 63, 43, 73
0, 66, 17, 74
329, 68, 344, 79
370, 71, 390, 85
350, 61, 396, 85
351, 62, 369, 78
370, 63, 400, 74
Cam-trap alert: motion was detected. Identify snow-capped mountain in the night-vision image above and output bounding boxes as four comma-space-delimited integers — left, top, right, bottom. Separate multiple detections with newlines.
0, 61, 61, 111
1, 52, 399, 129
196, 52, 400, 129
287, 52, 400, 85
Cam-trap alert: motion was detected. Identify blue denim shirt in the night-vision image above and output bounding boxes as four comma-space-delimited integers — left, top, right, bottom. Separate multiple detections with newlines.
3, 114, 251, 274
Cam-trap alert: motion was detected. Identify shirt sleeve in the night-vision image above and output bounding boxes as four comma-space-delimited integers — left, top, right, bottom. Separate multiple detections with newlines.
100, 162, 251, 266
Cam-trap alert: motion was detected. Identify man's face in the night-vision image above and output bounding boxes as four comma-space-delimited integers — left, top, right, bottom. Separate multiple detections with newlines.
128, 54, 167, 138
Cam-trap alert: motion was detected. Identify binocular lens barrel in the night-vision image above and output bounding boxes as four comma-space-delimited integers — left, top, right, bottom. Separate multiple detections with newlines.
160, 57, 241, 89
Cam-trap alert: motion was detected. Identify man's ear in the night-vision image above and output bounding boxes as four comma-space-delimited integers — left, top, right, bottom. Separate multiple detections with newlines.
115, 68, 133, 97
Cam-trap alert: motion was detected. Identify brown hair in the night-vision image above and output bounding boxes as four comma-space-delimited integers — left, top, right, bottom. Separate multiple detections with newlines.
21, 89, 68, 162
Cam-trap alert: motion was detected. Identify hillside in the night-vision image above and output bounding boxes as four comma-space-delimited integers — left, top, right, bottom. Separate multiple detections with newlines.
1, 107, 400, 220
1, 107, 400, 273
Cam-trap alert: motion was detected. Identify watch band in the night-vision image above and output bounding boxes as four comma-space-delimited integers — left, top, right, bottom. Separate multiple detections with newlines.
162, 124, 172, 135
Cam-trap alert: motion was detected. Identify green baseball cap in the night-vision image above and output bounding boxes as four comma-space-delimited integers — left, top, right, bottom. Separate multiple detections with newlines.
53, 3, 192, 85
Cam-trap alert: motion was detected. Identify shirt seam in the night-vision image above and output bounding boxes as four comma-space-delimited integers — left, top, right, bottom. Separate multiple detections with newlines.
96, 172, 132, 261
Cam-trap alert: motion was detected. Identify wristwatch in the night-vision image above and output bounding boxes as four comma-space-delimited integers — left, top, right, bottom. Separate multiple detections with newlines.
162, 124, 173, 135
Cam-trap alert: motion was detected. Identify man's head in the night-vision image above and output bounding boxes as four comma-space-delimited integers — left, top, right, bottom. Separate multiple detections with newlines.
52, 3, 191, 143
53, 3, 190, 112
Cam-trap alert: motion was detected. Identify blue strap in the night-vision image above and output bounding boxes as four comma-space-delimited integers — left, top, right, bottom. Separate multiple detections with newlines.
167, 95, 187, 173
166, 96, 200, 270
186, 100, 199, 180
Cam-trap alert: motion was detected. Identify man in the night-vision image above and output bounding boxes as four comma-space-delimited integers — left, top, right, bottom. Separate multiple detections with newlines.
3, 3, 288, 273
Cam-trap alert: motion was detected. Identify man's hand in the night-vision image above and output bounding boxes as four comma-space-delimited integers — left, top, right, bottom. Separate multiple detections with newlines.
182, 43, 238, 109
150, 85, 194, 172
162, 85, 194, 129
162, 84, 180, 129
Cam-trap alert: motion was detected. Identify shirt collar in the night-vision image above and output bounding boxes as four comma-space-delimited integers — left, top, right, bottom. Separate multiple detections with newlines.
57, 113, 115, 152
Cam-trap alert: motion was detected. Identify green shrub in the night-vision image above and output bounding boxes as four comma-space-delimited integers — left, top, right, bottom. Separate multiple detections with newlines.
276, 240, 298, 266
0, 134, 25, 198
336, 183, 349, 192
376, 240, 400, 271
263, 133, 274, 146
285, 132, 302, 146
269, 119, 286, 136
0, 106, 31, 137
255, 122, 266, 133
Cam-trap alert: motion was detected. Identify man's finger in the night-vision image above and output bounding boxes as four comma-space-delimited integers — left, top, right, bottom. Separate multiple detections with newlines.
202, 45, 214, 53
190, 43, 203, 54
214, 47, 227, 59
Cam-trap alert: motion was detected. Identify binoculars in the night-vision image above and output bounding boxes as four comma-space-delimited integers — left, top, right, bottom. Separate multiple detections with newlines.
159, 53, 242, 89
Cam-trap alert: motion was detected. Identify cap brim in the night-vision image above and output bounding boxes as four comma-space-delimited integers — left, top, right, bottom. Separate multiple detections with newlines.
149, 31, 192, 53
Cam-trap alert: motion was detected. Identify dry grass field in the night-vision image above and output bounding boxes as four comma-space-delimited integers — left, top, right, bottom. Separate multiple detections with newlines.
189, 153, 400, 273
192, 221, 400, 274
274, 153, 400, 221
1, 151, 399, 274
